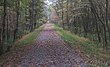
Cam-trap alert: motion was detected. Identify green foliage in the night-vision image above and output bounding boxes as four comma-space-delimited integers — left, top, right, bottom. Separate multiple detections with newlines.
54, 25, 110, 66
11, 26, 43, 50
0, 0, 45, 54
53, 0, 110, 50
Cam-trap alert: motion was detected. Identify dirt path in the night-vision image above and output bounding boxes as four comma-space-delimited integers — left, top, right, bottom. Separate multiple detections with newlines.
0, 23, 87, 67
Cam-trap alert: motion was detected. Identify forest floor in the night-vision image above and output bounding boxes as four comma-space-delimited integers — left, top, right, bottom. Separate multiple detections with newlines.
0, 23, 89, 67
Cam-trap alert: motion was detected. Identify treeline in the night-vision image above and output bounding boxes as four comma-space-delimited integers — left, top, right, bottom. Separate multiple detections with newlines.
54, 0, 110, 50
0, 0, 44, 55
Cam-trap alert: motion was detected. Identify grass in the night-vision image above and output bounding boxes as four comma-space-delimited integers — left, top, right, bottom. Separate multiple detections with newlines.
54, 25, 110, 66
11, 26, 43, 50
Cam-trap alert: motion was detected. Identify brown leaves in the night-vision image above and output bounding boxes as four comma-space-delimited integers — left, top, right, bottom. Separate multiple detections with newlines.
0, 23, 88, 67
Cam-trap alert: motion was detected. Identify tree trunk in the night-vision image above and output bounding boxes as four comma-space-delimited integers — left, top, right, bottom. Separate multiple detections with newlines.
13, 0, 20, 42
0, 0, 7, 55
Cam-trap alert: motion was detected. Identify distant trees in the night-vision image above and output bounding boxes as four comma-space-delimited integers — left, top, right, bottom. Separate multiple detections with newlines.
53, 0, 110, 50
0, 0, 44, 55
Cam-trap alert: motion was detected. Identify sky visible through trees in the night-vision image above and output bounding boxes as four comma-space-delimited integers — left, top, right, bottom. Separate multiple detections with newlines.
0, 0, 110, 66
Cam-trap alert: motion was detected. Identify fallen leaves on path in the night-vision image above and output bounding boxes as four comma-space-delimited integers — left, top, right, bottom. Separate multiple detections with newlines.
0, 23, 87, 67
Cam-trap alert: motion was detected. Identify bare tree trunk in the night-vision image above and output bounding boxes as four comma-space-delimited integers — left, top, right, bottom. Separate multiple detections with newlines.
61, 0, 64, 28
89, 0, 102, 42
0, 0, 7, 55
29, 0, 35, 32
66, 0, 69, 29
13, 0, 20, 42
104, 0, 109, 50
105, 0, 110, 40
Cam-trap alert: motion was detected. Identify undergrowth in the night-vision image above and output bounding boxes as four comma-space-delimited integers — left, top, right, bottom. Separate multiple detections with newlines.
11, 26, 43, 50
54, 25, 110, 66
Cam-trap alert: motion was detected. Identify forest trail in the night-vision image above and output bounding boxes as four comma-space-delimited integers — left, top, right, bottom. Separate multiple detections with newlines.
0, 23, 87, 67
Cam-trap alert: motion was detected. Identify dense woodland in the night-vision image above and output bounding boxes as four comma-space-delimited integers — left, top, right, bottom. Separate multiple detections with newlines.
0, 0, 110, 56
52, 0, 110, 50
0, 0, 44, 55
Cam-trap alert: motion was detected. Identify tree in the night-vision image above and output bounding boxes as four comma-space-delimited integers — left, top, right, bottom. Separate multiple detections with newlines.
53, 0, 110, 50
0, 0, 44, 55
